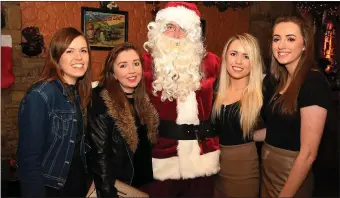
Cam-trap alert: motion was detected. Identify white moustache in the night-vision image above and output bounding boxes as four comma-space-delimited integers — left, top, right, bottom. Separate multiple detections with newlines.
148, 33, 204, 101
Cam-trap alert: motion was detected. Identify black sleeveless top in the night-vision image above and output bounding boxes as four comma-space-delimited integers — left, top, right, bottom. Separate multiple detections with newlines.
216, 101, 253, 146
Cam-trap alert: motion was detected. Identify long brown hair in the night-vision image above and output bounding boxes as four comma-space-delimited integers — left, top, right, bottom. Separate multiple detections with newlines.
270, 14, 316, 114
37, 27, 92, 109
101, 42, 146, 122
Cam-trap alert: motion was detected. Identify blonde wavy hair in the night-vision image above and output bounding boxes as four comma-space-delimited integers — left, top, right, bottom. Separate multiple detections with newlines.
143, 20, 205, 101
212, 33, 264, 138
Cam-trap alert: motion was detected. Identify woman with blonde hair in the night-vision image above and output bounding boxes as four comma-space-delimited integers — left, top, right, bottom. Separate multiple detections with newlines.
212, 33, 264, 197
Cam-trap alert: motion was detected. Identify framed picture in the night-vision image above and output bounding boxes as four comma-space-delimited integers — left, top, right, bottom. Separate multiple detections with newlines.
81, 7, 128, 50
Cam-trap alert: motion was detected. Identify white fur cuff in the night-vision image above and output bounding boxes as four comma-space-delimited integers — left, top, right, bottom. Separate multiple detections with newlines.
152, 140, 220, 181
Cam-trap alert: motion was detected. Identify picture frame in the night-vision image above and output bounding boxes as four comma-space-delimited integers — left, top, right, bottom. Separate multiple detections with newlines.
81, 7, 128, 50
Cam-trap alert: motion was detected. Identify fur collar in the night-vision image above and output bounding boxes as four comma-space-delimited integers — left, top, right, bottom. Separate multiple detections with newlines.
100, 89, 159, 153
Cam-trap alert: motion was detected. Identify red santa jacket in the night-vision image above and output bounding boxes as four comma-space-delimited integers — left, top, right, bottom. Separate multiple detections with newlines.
143, 51, 221, 180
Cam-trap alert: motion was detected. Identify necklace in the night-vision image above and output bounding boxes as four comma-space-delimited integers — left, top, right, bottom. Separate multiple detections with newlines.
125, 91, 135, 98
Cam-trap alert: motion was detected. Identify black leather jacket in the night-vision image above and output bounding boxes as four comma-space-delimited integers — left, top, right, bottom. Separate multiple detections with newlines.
87, 86, 158, 197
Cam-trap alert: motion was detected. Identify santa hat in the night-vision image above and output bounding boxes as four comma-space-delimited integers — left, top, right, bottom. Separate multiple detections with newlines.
155, 2, 201, 31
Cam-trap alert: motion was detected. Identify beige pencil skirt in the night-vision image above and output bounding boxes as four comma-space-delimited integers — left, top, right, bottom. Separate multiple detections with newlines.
261, 142, 314, 198
214, 141, 260, 198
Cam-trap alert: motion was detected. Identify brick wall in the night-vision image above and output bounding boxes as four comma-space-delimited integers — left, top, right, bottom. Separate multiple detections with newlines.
1, 2, 46, 158
19, 1, 153, 80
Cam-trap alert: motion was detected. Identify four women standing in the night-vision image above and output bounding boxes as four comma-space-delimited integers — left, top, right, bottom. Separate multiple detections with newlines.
17, 13, 332, 198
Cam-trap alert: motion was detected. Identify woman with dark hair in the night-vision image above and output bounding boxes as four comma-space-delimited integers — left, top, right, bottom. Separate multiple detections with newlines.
17, 27, 93, 197
255, 14, 332, 197
87, 42, 159, 197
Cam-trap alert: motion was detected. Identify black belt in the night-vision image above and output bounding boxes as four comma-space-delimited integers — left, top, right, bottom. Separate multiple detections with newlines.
159, 120, 216, 140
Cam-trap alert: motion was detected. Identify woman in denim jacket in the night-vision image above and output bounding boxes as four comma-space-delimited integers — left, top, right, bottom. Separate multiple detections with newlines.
17, 27, 92, 197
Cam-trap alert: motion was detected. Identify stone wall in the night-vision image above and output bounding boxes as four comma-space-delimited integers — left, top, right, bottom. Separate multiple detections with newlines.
1, 2, 46, 158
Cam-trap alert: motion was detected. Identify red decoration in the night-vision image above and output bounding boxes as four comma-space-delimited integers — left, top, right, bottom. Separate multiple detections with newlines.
1, 35, 15, 89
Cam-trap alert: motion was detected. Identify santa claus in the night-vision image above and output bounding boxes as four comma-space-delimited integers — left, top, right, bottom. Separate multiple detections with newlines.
142, 2, 221, 196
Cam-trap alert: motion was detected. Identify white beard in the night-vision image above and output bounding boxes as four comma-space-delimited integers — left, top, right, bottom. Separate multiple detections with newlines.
149, 34, 204, 102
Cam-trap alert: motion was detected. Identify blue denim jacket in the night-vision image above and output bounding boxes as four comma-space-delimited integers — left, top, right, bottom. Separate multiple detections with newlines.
17, 79, 88, 197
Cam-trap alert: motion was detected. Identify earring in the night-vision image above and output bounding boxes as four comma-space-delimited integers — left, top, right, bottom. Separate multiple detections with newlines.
303, 47, 305, 51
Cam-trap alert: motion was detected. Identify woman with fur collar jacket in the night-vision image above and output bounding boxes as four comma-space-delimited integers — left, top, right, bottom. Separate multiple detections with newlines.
87, 42, 159, 197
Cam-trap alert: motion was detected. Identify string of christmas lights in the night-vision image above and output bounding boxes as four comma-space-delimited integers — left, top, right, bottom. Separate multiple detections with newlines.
295, 2, 340, 18
202, 2, 252, 12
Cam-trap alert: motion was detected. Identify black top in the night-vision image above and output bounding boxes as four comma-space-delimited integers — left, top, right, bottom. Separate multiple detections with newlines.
65, 84, 83, 158
128, 98, 154, 188
45, 84, 87, 197
88, 86, 156, 196
262, 71, 332, 151
216, 101, 253, 146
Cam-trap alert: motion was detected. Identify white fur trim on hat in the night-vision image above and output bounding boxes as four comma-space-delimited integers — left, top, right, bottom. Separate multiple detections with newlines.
156, 6, 200, 31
